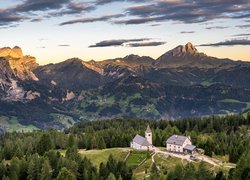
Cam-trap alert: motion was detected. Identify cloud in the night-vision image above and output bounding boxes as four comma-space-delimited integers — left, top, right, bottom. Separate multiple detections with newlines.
58, 44, 70, 47
199, 39, 250, 47
59, 14, 124, 25
37, 46, 46, 49
49, 1, 94, 16
150, 24, 161, 27
205, 26, 229, 30
232, 33, 250, 37
0, 0, 94, 26
117, 0, 250, 24
114, 16, 167, 25
30, 18, 43, 22
127, 41, 166, 47
14, 0, 70, 12
89, 38, 151, 47
0, 10, 29, 26
95, 0, 149, 5
236, 24, 250, 28
180, 31, 195, 34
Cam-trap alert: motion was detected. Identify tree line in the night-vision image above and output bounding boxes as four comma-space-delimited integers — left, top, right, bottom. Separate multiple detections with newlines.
0, 113, 249, 179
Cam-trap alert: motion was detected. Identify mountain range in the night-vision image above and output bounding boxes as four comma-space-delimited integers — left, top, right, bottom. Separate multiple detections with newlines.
1, 43, 250, 130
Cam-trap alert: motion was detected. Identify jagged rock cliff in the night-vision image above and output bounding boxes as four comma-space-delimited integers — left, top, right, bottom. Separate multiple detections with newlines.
0, 46, 38, 81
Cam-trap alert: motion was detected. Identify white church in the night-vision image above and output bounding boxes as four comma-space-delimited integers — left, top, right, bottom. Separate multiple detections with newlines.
130, 125, 154, 150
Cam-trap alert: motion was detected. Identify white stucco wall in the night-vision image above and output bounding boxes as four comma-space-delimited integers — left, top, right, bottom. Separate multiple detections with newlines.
166, 138, 192, 153
145, 132, 152, 145
131, 142, 153, 150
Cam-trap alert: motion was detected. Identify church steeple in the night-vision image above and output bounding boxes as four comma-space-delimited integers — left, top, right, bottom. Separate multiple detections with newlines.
145, 125, 152, 145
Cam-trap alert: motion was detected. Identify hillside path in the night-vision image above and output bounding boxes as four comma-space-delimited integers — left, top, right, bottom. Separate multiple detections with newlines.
153, 148, 219, 167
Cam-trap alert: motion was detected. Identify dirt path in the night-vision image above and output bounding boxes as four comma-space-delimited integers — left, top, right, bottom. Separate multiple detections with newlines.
151, 152, 160, 171
154, 149, 219, 167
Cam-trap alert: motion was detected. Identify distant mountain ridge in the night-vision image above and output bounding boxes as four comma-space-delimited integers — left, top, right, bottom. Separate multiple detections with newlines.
0, 42, 250, 130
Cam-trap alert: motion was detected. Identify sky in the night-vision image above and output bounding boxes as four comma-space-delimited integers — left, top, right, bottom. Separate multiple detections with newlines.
0, 0, 249, 65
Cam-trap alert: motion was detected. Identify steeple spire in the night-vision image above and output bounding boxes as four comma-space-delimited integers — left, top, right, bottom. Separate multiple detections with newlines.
146, 125, 151, 133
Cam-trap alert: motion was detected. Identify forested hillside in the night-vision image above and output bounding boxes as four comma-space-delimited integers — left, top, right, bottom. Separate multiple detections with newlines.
0, 114, 249, 179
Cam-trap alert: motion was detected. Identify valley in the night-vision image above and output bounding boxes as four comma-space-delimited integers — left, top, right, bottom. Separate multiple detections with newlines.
1, 43, 250, 130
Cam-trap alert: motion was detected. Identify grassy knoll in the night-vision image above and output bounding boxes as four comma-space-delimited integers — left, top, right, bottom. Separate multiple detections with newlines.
79, 148, 130, 167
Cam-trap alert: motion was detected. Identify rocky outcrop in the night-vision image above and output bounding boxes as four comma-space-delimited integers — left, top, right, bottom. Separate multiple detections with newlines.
0, 46, 38, 81
170, 42, 198, 56
155, 42, 237, 69
23, 55, 39, 70
0, 58, 14, 93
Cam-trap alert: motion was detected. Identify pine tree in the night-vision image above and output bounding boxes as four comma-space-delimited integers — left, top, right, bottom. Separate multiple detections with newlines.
57, 167, 76, 180
107, 155, 117, 174
27, 159, 36, 180
107, 173, 116, 180
183, 163, 196, 180
9, 157, 20, 180
37, 134, 53, 155
233, 149, 250, 179
98, 137, 106, 150
68, 134, 76, 148
197, 162, 213, 180
39, 159, 52, 180
99, 162, 108, 179
0, 161, 6, 179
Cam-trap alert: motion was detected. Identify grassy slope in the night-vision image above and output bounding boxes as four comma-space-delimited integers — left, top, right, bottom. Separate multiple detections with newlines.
126, 151, 148, 168
50, 113, 76, 129
0, 116, 38, 132
218, 99, 250, 109
59, 148, 235, 179
78, 148, 130, 167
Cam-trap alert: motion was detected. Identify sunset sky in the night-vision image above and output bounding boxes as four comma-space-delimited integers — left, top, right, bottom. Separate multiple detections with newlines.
0, 0, 249, 64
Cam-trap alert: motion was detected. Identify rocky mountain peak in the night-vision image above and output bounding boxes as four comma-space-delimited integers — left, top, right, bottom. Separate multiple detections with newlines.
124, 54, 141, 60
0, 46, 38, 81
0, 46, 23, 59
169, 42, 198, 56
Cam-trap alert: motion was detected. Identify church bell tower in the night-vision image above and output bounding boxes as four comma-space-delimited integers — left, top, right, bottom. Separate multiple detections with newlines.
145, 125, 152, 145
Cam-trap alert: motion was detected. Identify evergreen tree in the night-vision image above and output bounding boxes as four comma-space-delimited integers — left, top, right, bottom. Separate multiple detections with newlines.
27, 159, 36, 180
215, 171, 225, 180
68, 134, 76, 148
99, 162, 108, 179
39, 159, 52, 180
98, 137, 106, 150
9, 157, 20, 180
0, 161, 6, 179
107, 173, 116, 180
57, 167, 76, 180
37, 134, 53, 155
197, 162, 213, 180
183, 163, 196, 180
107, 155, 117, 174
234, 149, 250, 180
173, 164, 183, 180
154, 132, 161, 147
